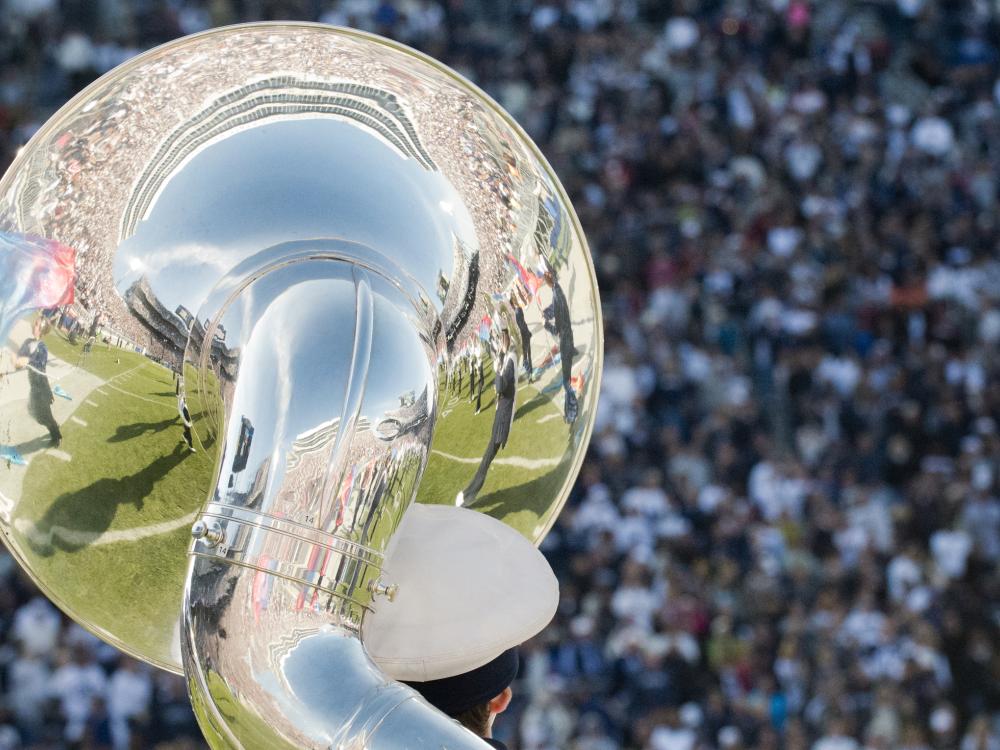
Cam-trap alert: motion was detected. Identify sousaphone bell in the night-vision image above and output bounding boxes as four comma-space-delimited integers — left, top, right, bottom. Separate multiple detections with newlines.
0, 23, 602, 748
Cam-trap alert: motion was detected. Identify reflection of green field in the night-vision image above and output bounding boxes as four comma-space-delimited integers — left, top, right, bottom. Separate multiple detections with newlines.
45, 333, 144, 382
15, 337, 214, 670
416, 367, 573, 540
192, 671, 291, 749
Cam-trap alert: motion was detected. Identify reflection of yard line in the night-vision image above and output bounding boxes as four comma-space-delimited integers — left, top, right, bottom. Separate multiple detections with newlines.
0, 488, 13, 523
439, 392, 462, 419
81, 361, 169, 409
71, 416, 87, 426
432, 450, 562, 470
14, 510, 199, 549
108, 362, 147, 383
536, 413, 562, 424
102, 381, 174, 409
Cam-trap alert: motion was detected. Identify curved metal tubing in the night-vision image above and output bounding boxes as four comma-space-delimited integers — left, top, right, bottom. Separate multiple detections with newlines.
182, 251, 486, 747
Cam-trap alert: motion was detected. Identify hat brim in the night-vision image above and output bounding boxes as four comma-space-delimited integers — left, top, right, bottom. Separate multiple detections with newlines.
363, 504, 558, 682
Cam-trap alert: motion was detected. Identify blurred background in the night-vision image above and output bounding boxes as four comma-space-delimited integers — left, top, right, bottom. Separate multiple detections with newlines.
0, 1, 998, 749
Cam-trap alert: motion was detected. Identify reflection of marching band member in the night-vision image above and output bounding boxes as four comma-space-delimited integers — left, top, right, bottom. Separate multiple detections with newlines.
452, 346, 466, 397
542, 268, 578, 423
470, 337, 485, 414
457, 319, 517, 506
510, 290, 533, 379
77, 332, 95, 368
177, 389, 195, 453
468, 338, 478, 402
15, 316, 62, 447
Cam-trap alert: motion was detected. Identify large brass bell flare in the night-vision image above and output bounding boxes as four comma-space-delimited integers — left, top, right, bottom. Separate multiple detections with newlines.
0, 23, 601, 749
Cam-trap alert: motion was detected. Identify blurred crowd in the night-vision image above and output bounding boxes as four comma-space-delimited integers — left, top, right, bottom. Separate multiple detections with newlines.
0, 557, 203, 749
1, 0, 999, 749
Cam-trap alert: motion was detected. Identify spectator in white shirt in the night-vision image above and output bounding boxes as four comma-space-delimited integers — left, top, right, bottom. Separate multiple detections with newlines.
812, 717, 860, 750
11, 597, 61, 658
108, 657, 152, 750
50, 645, 107, 744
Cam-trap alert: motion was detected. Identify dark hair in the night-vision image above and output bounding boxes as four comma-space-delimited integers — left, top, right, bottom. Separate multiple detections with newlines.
451, 700, 491, 736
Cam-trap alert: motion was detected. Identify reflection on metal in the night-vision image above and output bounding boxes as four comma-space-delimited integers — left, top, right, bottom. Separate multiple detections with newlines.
122, 77, 437, 239
0, 23, 601, 749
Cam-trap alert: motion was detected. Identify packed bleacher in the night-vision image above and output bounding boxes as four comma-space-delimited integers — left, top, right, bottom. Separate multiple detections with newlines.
0, 1, 998, 749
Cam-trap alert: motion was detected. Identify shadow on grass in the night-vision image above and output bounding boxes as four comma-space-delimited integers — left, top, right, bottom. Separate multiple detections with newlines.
514, 393, 549, 421
471, 455, 573, 523
108, 417, 179, 443
24, 443, 194, 556
13, 435, 54, 458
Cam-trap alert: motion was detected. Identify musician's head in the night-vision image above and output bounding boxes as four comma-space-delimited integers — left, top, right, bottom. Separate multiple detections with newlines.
364, 505, 558, 743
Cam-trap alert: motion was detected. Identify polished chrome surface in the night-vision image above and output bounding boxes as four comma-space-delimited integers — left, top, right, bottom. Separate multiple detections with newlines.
0, 22, 602, 748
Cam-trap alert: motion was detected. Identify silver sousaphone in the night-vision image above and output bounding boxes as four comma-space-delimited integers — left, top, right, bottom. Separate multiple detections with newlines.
0, 23, 601, 748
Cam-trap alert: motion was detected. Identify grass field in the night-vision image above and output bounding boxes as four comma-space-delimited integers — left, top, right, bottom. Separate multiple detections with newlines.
11, 335, 214, 669
415, 362, 576, 540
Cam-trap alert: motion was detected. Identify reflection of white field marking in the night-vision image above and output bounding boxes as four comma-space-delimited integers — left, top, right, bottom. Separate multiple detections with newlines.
71, 417, 87, 426
439, 391, 462, 419
102, 381, 174, 410
14, 510, 199, 549
0, 488, 13, 523
536, 413, 562, 424
48, 450, 71, 462
106, 362, 147, 384
89, 362, 174, 410
432, 449, 562, 470
86, 399, 98, 407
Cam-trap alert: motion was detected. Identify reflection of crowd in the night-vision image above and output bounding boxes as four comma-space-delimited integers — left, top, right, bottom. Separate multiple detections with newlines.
1, 1, 999, 750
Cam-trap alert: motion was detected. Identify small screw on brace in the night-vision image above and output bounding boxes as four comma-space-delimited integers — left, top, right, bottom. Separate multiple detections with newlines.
191, 519, 224, 547
369, 578, 399, 602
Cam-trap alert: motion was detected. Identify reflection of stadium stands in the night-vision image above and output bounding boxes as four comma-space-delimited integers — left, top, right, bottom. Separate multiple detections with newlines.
124, 276, 189, 353
279, 411, 428, 494
121, 78, 436, 239
267, 413, 413, 533
174, 305, 195, 330
440, 236, 478, 349
124, 277, 240, 377
187, 316, 238, 383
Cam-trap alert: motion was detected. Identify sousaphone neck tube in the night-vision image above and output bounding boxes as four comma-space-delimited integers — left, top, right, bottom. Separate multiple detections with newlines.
181, 253, 487, 748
